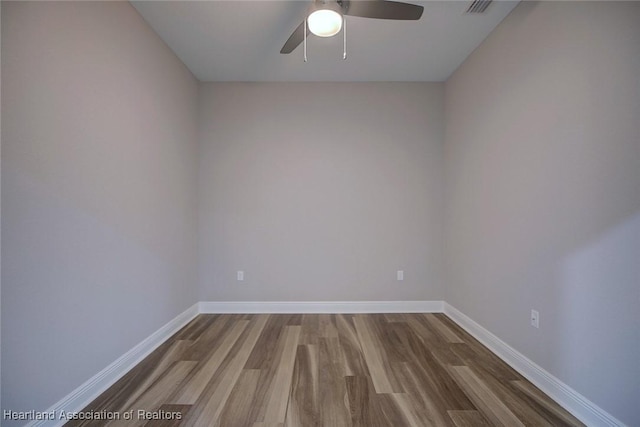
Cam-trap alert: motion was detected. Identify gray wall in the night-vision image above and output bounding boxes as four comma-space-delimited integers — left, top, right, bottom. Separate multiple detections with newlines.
1, 1, 199, 420
198, 83, 445, 302
444, 2, 640, 425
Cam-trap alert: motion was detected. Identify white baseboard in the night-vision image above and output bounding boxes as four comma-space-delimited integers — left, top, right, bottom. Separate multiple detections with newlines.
443, 303, 625, 427
22, 300, 437, 427
27, 303, 200, 427
24, 300, 623, 427
198, 300, 443, 314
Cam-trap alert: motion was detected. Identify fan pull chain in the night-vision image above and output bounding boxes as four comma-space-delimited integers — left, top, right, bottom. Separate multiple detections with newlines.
343, 17, 347, 60
303, 19, 308, 62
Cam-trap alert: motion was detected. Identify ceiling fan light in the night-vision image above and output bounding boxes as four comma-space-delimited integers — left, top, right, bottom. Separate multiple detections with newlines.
308, 9, 343, 37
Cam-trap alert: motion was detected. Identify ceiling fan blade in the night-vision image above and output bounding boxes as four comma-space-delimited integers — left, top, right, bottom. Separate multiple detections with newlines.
280, 21, 310, 54
342, 1, 424, 20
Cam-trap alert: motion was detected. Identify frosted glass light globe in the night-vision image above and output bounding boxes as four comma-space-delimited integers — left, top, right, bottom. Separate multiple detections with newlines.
308, 9, 343, 37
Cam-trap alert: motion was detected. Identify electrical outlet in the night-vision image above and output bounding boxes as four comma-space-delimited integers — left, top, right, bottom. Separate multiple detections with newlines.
237, 271, 244, 281
531, 309, 539, 328
397, 270, 404, 281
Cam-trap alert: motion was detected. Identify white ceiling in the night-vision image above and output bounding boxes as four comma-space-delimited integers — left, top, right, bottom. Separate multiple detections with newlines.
131, 0, 519, 82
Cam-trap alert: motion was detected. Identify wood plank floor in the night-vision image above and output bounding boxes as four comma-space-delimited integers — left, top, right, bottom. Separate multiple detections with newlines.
67, 314, 584, 426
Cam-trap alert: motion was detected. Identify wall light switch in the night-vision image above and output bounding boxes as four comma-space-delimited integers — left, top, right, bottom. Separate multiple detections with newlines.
397, 270, 404, 281
237, 271, 244, 281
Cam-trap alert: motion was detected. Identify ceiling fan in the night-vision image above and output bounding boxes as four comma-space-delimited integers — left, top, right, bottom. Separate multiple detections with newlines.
280, 0, 424, 54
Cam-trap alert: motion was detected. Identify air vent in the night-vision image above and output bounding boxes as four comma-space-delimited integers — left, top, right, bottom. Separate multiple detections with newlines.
466, 0, 492, 14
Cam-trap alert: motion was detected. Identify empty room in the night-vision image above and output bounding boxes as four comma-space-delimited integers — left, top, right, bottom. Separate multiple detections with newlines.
1, 1, 639, 426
